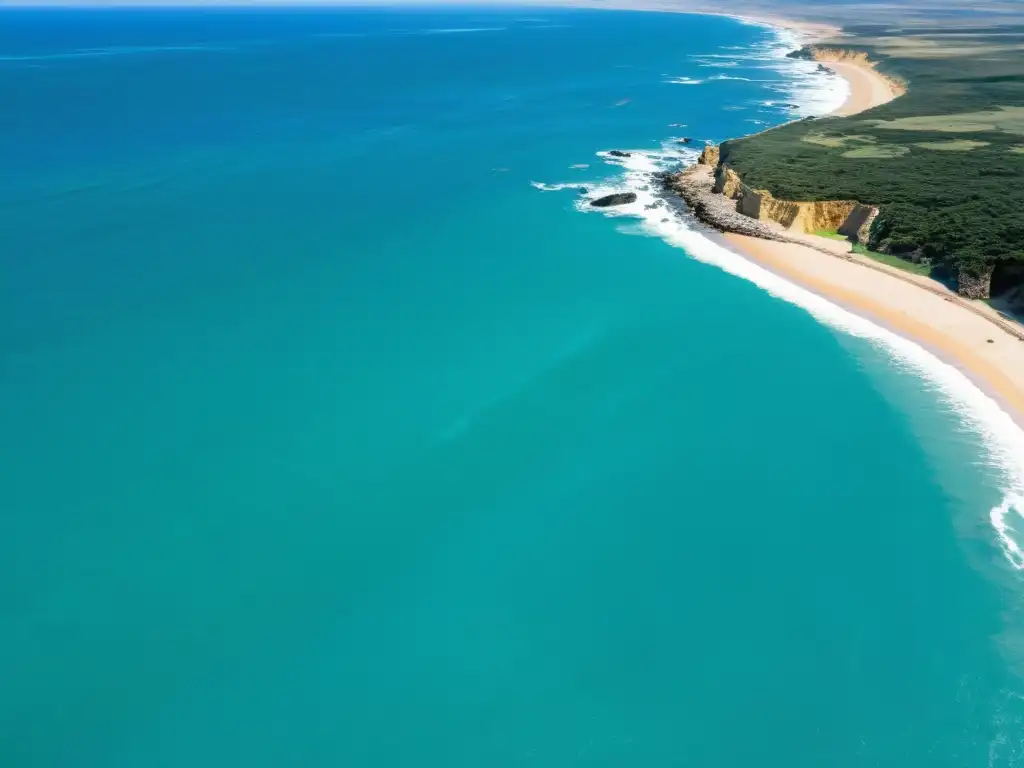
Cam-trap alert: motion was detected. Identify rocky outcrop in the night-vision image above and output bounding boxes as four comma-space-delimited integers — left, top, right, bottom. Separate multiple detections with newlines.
958, 264, 995, 299
666, 166, 790, 241
710, 161, 860, 234
590, 192, 637, 207
838, 204, 879, 244
608, 150, 631, 158
697, 145, 720, 167
712, 165, 744, 198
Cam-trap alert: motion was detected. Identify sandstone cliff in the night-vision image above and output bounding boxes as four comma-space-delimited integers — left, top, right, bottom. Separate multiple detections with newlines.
709, 157, 872, 238
697, 145, 720, 167
837, 205, 879, 245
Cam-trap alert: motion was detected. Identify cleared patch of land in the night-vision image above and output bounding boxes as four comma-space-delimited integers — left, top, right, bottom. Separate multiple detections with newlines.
841, 144, 909, 158
802, 133, 875, 148
868, 106, 1024, 135
915, 139, 990, 151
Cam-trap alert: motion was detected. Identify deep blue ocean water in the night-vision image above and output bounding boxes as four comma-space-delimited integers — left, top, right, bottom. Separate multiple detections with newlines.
2, 7, 1024, 767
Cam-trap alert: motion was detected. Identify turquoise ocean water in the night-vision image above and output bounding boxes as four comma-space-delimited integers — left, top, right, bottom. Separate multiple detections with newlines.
3, 7, 1024, 766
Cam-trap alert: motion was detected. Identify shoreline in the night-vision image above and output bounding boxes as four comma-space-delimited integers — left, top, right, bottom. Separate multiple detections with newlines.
820, 59, 900, 116
663, 16, 1024, 428
723, 234, 1024, 429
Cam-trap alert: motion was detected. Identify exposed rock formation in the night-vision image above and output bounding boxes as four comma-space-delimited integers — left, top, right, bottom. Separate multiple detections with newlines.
697, 145, 720, 167
709, 158, 862, 235
608, 150, 631, 158
958, 265, 995, 299
712, 165, 744, 198
665, 164, 1024, 344
590, 192, 637, 207
666, 166, 790, 241
837, 204, 879, 244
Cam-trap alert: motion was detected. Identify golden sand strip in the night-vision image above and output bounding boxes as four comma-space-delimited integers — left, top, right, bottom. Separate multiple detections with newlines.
824, 59, 901, 116
724, 234, 1024, 427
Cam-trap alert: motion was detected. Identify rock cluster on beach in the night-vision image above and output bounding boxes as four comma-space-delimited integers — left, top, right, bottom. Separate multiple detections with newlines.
662, 166, 791, 241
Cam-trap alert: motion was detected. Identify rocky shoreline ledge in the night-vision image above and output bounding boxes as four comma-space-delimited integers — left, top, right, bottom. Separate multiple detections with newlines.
658, 153, 1024, 343
663, 165, 789, 242
657, 160, 848, 261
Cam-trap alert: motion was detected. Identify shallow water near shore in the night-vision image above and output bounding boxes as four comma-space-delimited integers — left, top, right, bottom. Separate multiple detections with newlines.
2, 7, 1024, 766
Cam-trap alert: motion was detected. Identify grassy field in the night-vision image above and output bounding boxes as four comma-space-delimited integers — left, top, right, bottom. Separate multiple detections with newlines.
853, 243, 935, 276
813, 228, 848, 241
718, 19, 1024, 294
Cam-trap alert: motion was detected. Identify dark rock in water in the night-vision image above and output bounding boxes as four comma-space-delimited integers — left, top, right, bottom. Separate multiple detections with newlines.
578, 187, 589, 195
786, 46, 814, 60
590, 192, 637, 207
661, 218, 670, 223
608, 150, 631, 158
816, 63, 834, 75
679, 137, 692, 144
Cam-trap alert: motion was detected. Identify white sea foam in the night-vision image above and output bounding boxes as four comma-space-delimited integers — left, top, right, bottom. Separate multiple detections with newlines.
665, 77, 704, 86
529, 29, 1024, 567
530, 181, 586, 192
420, 27, 507, 35
708, 74, 774, 83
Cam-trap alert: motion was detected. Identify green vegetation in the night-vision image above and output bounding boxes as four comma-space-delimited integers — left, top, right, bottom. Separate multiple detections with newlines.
853, 243, 934, 276
719, 25, 1024, 292
814, 228, 848, 240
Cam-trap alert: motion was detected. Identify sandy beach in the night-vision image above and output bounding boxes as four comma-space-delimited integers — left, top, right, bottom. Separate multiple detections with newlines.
823, 59, 902, 116
702, 40, 1024, 427
724, 235, 1024, 424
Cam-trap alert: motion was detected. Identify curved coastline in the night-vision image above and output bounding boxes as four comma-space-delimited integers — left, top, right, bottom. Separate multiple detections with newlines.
536, 10, 1024, 567
698, 18, 1024, 427
702, 17, 1024, 566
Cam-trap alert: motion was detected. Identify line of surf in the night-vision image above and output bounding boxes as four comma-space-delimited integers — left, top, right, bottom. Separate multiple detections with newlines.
530, 26, 1024, 568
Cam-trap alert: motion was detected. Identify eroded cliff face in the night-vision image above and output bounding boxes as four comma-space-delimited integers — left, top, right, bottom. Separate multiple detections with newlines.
710, 158, 870, 237
712, 165, 743, 198
837, 205, 878, 245
697, 145, 720, 167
